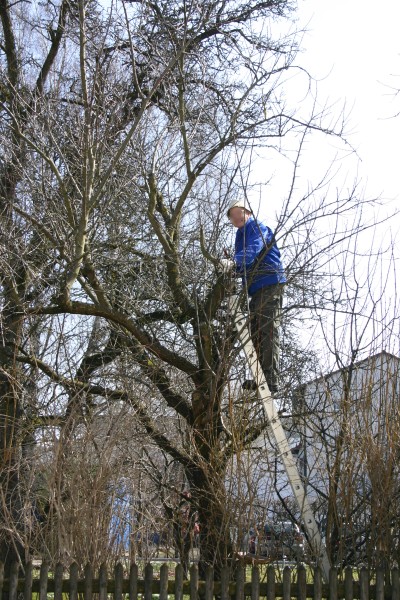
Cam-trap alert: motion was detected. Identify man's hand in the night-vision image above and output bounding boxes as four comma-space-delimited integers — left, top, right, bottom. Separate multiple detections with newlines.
218, 258, 235, 274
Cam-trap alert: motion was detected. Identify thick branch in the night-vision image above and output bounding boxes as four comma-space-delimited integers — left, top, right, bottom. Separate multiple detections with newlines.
126, 339, 194, 424
0, 0, 18, 88
148, 173, 195, 318
32, 301, 200, 380
35, 0, 69, 94
16, 351, 194, 468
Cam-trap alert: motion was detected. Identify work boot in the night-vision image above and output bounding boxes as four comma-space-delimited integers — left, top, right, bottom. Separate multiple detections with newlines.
242, 379, 258, 391
267, 381, 278, 394
242, 379, 278, 394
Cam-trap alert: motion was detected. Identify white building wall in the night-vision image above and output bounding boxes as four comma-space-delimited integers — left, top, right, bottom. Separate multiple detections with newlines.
296, 351, 400, 504
247, 351, 400, 526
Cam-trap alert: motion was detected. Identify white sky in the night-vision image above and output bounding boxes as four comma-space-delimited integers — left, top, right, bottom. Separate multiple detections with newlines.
296, 0, 400, 198
251, 0, 400, 221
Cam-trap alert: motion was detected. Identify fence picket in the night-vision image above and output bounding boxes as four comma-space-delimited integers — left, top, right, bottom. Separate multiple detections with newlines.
159, 563, 169, 600
175, 563, 184, 600
235, 564, 245, 600
376, 566, 385, 600
220, 565, 229, 600
297, 564, 307, 600
283, 565, 291, 600
9, 561, 19, 600
251, 565, 260, 600
313, 567, 322, 600
205, 565, 214, 600
54, 562, 63, 600
115, 563, 123, 600
360, 566, 369, 600
84, 563, 92, 600
392, 567, 399, 600
190, 564, 199, 600
329, 567, 337, 600
267, 564, 275, 600
129, 562, 138, 600
144, 563, 153, 600
70, 562, 78, 600
344, 566, 353, 600
39, 561, 49, 600
23, 561, 33, 600
99, 562, 108, 600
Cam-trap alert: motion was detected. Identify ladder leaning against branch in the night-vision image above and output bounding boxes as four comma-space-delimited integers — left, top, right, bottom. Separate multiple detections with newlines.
228, 294, 331, 582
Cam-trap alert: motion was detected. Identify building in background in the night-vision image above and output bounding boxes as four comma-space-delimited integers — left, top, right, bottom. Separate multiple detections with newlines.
293, 351, 400, 564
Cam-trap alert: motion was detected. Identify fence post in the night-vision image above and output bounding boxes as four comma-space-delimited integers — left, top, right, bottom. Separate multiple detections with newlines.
159, 563, 169, 600
99, 562, 108, 600
360, 566, 369, 600
54, 563, 64, 600
392, 567, 399, 600
283, 565, 291, 600
329, 566, 337, 600
84, 563, 92, 600
235, 564, 245, 600
70, 562, 78, 600
130, 563, 138, 600
204, 565, 214, 600
251, 565, 260, 600
23, 561, 33, 600
313, 567, 322, 600
115, 562, 123, 600
144, 563, 153, 600
297, 564, 307, 600
220, 565, 230, 600
190, 564, 199, 600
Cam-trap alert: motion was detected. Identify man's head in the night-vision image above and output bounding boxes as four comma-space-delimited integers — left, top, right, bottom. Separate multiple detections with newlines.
227, 199, 251, 228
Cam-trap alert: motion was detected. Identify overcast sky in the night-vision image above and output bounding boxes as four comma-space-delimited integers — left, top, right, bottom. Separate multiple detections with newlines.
297, 0, 400, 200
250, 0, 400, 221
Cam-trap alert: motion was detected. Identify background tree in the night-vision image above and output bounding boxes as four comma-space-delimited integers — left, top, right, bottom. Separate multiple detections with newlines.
289, 220, 400, 570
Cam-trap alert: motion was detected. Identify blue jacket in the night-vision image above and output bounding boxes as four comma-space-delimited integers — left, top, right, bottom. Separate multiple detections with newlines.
234, 217, 286, 296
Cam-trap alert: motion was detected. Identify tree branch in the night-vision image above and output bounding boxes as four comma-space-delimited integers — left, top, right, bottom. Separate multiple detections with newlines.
32, 301, 200, 380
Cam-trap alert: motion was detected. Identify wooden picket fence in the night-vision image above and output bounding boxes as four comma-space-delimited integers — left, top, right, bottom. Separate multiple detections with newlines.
0, 561, 398, 600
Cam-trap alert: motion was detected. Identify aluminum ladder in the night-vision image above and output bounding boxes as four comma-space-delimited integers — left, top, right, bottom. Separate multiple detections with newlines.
229, 294, 331, 581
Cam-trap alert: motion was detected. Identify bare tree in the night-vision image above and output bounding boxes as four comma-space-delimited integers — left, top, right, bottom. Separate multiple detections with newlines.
290, 221, 400, 570
1, 0, 396, 576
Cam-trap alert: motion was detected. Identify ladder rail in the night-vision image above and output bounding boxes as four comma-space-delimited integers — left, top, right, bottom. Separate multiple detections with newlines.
229, 294, 331, 581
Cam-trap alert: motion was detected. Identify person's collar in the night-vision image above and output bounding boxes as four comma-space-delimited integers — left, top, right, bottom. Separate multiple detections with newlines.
239, 216, 253, 230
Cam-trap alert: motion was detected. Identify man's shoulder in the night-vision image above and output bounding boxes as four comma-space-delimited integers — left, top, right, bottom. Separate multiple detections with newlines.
247, 218, 271, 234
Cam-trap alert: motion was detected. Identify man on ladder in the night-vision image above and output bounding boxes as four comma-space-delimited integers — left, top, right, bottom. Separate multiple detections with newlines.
220, 198, 286, 394
219, 198, 331, 580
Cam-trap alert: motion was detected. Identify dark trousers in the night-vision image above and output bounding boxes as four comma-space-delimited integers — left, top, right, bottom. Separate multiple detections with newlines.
249, 283, 284, 393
